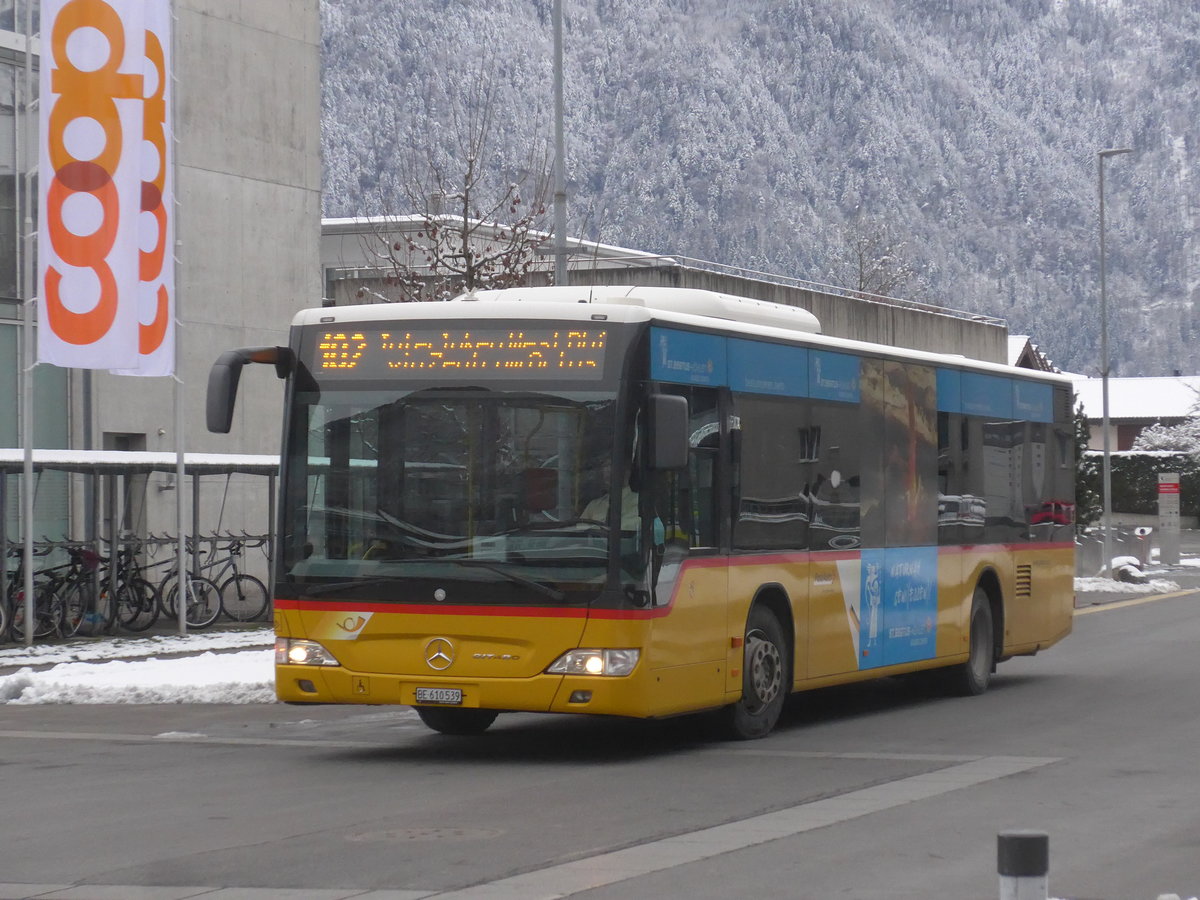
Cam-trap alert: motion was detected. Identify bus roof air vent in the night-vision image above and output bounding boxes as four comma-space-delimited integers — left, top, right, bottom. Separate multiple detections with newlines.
464, 286, 822, 335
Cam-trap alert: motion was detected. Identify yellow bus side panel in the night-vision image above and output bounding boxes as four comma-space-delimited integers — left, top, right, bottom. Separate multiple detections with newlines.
806, 556, 859, 679
957, 545, 1074, 656
1004, 546, 1075, 651
645, 562, 729, 715
936, 550, 967, 659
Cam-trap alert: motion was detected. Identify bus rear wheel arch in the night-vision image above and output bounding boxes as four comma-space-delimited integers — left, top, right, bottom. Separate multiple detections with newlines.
943, 585, 996, 696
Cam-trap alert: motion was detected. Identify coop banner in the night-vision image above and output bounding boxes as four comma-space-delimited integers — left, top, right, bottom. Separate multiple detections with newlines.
113, 0, 175, 376
38, 0, 172, 374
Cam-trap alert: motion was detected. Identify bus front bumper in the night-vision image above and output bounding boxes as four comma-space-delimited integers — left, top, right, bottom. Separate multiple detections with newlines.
275, 664, 657, 718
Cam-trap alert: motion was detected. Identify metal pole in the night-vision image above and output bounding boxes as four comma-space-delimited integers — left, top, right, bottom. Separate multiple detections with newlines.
0, 475, 7, 620
1098, 147, 1132, 579
20, 0, 35, 646
170, 0, 187, 635
552, 0, 567, 285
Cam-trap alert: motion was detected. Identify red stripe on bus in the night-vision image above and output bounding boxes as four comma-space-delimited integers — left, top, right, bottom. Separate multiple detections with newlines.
274, 598, 590, 618
275, 542, 1074, 621
943, 541, 1074, 553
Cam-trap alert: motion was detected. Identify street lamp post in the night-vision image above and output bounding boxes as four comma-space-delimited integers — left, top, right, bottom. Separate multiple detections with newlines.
552, 0, 567, 285
1098, 147, 1132, 578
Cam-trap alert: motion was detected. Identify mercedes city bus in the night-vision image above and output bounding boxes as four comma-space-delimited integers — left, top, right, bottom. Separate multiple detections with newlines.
207, 285, 1075, 739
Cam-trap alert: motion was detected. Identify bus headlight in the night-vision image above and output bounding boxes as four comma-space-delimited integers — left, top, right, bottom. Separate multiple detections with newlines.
275, 638, 341, 667
547, 649, 640, 677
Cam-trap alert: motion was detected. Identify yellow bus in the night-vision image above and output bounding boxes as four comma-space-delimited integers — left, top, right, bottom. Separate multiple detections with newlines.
207, 286, 1074, 739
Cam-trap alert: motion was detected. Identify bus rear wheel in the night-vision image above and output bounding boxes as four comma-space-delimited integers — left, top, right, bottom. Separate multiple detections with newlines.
415, 706, 499, 736
719, 605, 789, 740
944, 587, 994, 696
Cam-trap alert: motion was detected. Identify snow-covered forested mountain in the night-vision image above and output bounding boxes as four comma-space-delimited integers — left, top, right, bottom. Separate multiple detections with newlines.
321, 0, 1200, 376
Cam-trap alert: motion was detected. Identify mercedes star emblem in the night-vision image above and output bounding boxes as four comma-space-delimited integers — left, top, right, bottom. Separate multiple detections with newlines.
424, 637, 455, 671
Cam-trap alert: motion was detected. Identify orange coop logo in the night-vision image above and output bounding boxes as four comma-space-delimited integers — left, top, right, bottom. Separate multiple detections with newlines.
39, 0, 148, 370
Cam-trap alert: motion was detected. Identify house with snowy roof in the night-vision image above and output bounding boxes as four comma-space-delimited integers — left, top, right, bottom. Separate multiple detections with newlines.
1008, 335, 1059, 372
1073, 375, 1200, 451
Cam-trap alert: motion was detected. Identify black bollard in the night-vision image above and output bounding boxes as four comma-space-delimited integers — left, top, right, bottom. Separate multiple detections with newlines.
998, 830, 1048, 900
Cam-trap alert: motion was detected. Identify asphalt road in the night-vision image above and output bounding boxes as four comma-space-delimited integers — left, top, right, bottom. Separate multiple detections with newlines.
2, 588, 1199, 900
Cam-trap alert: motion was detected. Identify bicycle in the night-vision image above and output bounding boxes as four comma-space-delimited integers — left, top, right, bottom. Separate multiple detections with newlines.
156, 537, 267, 627
5, 546, 66, 642
153, 540, 221, 629
159, 572, 223, 629
47, 546, 112, 638
205, 537, 270, 622
47, 544, 158, 636
102, 546, 162, 634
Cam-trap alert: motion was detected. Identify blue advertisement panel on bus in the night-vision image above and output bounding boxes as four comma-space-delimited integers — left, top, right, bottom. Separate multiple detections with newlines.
652, 326, 1052, 422
858, 547, 939, 670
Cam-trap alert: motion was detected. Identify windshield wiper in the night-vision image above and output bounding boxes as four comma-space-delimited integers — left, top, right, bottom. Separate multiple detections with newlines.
298, 577, 400, 597
455, 560, 566, 602
296, 566, 567, 603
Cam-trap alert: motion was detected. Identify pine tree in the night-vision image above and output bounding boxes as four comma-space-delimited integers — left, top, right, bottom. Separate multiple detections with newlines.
1075, 400, 1101, 529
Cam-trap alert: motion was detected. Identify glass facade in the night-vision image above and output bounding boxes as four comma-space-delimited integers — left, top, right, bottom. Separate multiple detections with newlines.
0, 19, 69, 545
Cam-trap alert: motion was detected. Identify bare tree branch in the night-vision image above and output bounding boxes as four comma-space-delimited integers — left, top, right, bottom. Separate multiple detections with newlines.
827, 217, 926, 301
359, 58, 554, 302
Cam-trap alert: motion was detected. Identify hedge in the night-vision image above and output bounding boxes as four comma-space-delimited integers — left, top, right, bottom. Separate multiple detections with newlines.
1080, 451, 1198, 519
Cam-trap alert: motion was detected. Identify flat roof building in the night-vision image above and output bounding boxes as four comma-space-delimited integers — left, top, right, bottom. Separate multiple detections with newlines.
1, 2, 321, 544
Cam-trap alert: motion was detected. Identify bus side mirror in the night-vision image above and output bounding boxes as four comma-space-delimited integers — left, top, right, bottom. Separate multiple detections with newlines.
649, 394, 689, 470
206, 346, 294, 434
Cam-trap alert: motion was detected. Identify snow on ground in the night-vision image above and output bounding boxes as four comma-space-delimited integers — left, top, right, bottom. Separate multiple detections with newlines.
1074, 576, 1182, 594
0, 628, 274, 705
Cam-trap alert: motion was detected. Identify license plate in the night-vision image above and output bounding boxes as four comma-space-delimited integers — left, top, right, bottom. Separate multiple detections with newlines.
415, 687, 462, 705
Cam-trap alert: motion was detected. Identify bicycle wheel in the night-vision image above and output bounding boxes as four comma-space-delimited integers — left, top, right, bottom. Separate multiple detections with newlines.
61, 579, 96, 637
158, 572, 202, 618
165, 575, 223, 629
10, 580, 64, 640
157, 573, 178, 618
157, 572, 187, 618
115, 577, 161, 633
68, 578, 120, 637
220, 574, 269, 622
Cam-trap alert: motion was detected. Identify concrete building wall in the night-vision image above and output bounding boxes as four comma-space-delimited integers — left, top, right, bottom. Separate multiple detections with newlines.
320, 219, 1009, 364
73, 0, 321, 540
585, 266, 1008, 364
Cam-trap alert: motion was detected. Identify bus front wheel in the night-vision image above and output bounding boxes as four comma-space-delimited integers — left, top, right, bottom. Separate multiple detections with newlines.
415, 706, 499, 736
944, 587, 994, 696
720, 605, 789, 740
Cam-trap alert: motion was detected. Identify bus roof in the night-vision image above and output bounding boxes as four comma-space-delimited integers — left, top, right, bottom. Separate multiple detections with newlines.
294, 286, 1071, 386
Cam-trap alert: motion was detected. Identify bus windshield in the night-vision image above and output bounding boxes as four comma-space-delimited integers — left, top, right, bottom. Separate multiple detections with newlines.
279, 385, 631, 603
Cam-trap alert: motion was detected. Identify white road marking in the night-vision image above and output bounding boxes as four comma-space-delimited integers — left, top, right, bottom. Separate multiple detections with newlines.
429, 755, 1059, 899
0, 729, 384, 749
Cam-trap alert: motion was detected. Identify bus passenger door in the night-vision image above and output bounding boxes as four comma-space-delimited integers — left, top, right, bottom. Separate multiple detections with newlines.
645, 386, 727, 713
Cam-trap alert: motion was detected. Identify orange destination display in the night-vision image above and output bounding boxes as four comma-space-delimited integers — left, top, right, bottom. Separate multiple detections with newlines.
317, 326, 608, 377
